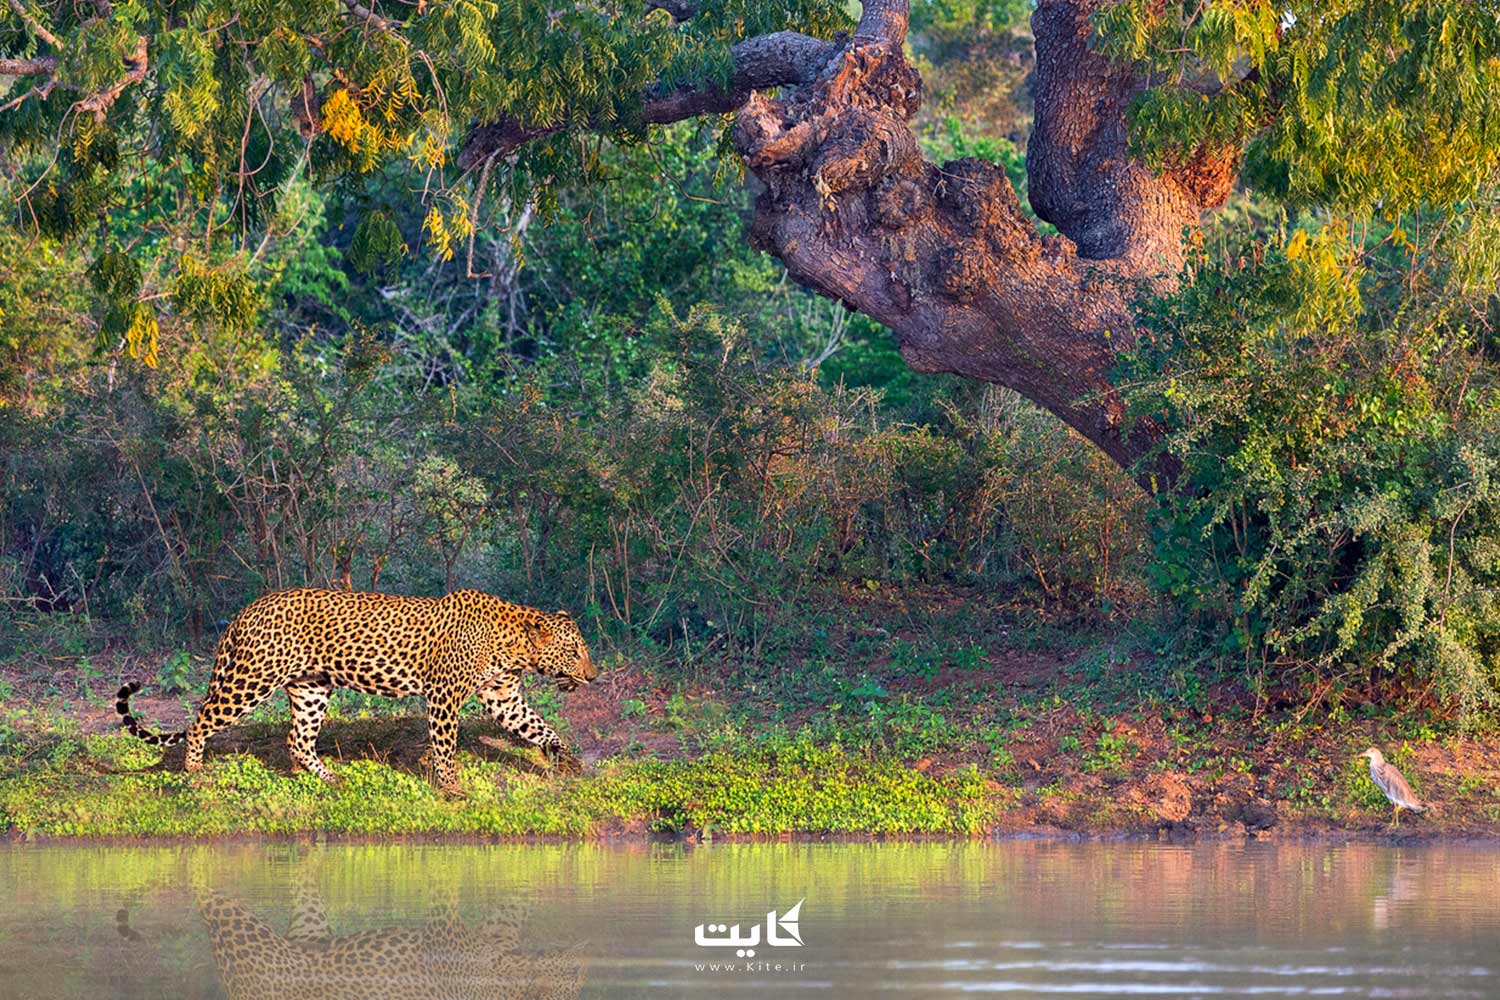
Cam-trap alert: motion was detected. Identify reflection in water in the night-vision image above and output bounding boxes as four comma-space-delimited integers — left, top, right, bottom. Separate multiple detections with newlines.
185, 880, 585, 1000
1372, 857, 1424, 930
1, 841, 1497, 998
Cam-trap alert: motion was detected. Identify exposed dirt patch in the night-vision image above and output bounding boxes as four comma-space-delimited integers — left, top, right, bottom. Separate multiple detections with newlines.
886, 650, 1072, 700
1, 652, 195, 736
1131, 772, 1193, 823
6, 599, 1500, 841
558, 663, 691, 762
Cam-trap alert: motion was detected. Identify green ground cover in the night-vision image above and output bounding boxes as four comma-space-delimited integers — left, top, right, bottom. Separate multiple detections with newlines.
5, 598, 1497, 840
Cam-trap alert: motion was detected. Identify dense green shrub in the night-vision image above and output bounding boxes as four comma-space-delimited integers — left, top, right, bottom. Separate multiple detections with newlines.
1120, 205, 1500, 716
0, 107, 1140, 669
1, 285, 1139, 660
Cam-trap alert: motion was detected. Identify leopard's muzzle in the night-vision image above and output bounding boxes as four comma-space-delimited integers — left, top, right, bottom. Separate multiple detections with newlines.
557, 649, 598, 692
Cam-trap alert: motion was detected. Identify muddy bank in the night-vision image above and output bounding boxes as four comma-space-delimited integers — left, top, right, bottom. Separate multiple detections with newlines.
3, 711, 1497, 843
4, 609, 1499, 842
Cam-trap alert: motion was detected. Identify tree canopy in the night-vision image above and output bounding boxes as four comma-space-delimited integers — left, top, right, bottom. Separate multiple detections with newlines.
3, 0, 1500, 715
0, 1, 1494, 383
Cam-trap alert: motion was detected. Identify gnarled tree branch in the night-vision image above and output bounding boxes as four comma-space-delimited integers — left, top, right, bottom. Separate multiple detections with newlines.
733, 21, 1137, 470
0, 55, 54, 76
7, 0, 59, 49
1028, 0, 1234, 274
461, 0, 1243, 483
458, 29, 835, 171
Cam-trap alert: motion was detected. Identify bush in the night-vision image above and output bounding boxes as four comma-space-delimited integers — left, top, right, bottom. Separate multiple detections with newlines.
454, 305, 1139, 655
0, 125, 1145, 670
1120, 206, 1500, 718
2, 290, 1142, 662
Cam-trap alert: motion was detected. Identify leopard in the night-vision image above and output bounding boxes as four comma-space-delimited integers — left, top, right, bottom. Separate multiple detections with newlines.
117, 878, 586, 1000
193, 888, 586, 1000
115, 587, 597, 790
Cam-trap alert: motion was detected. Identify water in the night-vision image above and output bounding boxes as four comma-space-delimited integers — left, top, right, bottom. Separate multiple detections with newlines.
1, 840, 1497, 998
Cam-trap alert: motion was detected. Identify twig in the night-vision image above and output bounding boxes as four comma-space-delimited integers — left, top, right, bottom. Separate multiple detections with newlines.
7, 0, 59, 48
343, 0, 391, 32
73, 35, 148, 115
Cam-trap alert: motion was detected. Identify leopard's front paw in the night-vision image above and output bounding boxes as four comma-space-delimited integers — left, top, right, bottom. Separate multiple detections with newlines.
542, 743, 583, 775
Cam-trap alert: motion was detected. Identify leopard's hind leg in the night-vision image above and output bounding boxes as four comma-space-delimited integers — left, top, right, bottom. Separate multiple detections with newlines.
183, 672, 283, 772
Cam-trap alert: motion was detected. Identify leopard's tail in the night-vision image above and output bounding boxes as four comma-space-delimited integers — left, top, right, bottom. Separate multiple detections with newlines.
116, 681, 186, 746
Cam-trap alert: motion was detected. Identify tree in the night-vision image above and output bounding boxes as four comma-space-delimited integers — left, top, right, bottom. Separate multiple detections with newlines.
0, 0, 1495, 482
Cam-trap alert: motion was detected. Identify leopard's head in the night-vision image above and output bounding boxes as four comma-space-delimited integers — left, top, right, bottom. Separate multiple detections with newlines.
526, 610, 597, 691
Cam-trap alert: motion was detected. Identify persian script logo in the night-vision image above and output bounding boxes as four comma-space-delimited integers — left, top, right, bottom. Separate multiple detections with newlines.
693, 900, 804, 958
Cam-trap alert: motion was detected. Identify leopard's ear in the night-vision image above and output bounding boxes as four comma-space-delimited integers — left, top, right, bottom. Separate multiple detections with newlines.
553, 608, 572, 619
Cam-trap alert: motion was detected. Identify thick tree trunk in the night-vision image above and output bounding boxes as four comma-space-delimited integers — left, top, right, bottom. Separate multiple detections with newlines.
461, 0, 1238, 484
730, 0, 1234, 481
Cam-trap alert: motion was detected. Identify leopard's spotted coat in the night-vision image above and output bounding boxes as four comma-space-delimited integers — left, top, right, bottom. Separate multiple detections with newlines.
116, 588, 596, 789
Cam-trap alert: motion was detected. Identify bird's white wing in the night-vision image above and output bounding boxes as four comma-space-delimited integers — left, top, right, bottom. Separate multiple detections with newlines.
1377, 761, 1424, 810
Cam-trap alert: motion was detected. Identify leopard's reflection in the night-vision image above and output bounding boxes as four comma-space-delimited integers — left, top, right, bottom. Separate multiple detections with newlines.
192, 885, 586, 1000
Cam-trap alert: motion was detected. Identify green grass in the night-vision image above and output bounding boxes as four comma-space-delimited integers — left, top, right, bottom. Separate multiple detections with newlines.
0, 732, 1009, 839
5, 593, 1499, 841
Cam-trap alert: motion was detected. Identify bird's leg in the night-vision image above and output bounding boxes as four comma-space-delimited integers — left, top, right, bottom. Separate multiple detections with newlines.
1392, 805, 1402, 828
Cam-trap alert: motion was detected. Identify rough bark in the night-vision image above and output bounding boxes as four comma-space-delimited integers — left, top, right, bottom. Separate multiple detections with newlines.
462, 0, 1241, 482
725, 0, 1240, 477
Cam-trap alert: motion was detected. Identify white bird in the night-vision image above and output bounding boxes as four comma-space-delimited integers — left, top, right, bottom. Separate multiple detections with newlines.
1358, 748, 1427, 826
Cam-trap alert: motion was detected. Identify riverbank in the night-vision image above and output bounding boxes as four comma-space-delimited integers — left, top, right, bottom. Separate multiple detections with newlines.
5, 709, 1497, 843
3, 716, 1498, 841
4, 592, 1499, 841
